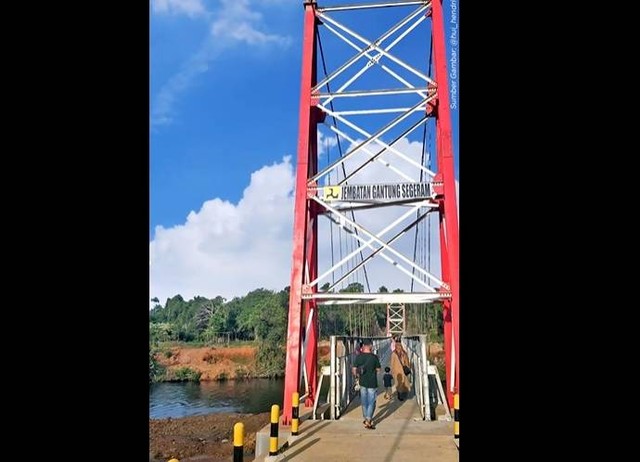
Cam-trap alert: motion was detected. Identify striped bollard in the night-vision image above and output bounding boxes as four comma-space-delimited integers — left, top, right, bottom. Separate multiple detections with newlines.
233, 422, 244, 462
454, 393, 459, 439
291, 392, 300, 436
269, 404, 280, 456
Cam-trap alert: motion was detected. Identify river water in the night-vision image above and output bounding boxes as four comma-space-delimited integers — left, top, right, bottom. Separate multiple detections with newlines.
149, 379, 285, 419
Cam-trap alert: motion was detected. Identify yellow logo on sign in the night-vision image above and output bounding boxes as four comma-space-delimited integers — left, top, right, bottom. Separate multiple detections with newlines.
323, 186, 342, 201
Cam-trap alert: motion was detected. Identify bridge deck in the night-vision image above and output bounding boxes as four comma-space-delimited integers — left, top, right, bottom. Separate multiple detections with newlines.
255, 391, 457, 461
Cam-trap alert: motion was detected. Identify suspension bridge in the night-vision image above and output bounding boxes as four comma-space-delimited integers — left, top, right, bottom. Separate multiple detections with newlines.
257, 0, 459, 459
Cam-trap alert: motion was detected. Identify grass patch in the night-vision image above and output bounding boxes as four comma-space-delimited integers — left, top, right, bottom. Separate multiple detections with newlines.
235, 366, 252, 379
149, 348, 166, 383
166, 367, 202, 382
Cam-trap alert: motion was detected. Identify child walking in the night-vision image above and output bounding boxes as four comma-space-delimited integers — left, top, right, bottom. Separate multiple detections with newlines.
383, 366, 393, 399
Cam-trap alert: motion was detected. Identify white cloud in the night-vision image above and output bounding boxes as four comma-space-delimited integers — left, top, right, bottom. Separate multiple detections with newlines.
152, 0, 206, 17
210, 0, 291, 46
150, 156, 295, 304
152, 41, 220, 127
151, 0, 291, 128
318, 129, 339, 157
150, 137, 459, 305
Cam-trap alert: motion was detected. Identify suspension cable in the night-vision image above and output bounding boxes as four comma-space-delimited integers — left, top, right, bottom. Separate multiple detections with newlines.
426, 38, 434, 336
327, 133, 336, 287
410, 119, 428, 292
409, 31, 433, 293
409, 36, 433, 333
426, 37, 433, 286
317, 24, 370, 293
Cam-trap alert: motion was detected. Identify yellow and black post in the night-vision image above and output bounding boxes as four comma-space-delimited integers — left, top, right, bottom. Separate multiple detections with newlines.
454, 393, 459, 439
269, 404, 280, 456
233, 422, 244, 462
291, 392, 300, 436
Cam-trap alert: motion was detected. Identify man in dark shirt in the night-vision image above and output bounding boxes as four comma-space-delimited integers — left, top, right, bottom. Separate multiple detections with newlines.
352, 338, 381, 429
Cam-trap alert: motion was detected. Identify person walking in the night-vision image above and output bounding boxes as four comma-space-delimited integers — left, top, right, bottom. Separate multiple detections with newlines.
390, 338, 411, 401
382, 367, 393, 399
352, 338, 381, 429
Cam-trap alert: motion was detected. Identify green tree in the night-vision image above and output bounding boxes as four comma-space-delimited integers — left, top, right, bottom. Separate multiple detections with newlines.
342, 282, 364, 293
149, 348, 165, 383
149, 322, 173, 344
255, 287, 289, 376
233, 289, 270, 339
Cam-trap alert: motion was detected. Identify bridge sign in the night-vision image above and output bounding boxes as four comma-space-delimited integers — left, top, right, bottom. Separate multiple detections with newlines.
322, 182, 434, 202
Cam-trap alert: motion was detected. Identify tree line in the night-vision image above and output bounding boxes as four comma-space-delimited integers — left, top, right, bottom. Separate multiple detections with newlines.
150, 283, 443, 346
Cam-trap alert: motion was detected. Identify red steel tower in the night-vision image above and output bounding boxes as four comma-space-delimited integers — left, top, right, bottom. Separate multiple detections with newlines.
282, 0, 459, 424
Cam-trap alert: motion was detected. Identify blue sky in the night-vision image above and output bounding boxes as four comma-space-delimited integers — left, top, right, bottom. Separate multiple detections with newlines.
150, 0, 459, 304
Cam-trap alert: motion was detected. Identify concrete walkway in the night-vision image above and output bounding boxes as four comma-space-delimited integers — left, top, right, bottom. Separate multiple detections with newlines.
255, 391, 458, 462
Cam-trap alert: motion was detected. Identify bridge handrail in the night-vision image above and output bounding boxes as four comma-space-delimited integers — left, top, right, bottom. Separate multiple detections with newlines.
327, 334, 443, 421
404, 335, 430, 419
329, 336, 393, 419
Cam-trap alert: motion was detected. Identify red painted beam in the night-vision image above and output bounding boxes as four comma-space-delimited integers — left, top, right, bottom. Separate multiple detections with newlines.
282, 2, 317, 425
432, 0, 460, 403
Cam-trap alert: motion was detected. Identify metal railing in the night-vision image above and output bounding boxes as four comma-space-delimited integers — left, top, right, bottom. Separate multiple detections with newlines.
329, 336, 393, 419
404, 335, 451, 420
328, 334, 450, 421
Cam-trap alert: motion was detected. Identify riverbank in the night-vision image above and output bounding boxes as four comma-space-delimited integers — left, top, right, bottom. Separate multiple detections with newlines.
155, 344, 259, 381
150, 412, 270, 461
153, 342, 331, 382
153, 341, 444, 382
150, 341, 446, 460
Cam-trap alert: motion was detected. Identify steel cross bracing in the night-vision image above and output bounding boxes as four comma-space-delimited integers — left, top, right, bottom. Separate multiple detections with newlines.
308, 0, 446, 306
386, 303, 406, 335
282, 0, 459, 423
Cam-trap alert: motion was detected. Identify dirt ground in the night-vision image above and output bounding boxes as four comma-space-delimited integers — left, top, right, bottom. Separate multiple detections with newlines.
150, 412, 270, 462
150, 341, 444, 461
155, 341, 441, 381
156, 345, 258, 381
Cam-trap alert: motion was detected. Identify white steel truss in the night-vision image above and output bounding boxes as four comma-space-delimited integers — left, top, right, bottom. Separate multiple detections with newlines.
310, 0, 445, 306
388, 303, 406, 334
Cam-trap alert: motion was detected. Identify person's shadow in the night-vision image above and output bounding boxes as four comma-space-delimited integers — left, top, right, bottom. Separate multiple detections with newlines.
373, 393, 406, 425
